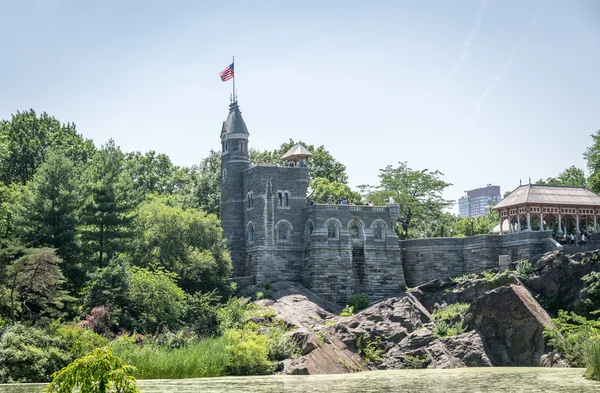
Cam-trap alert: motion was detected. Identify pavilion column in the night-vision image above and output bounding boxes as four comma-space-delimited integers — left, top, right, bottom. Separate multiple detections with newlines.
558, 213, 562, 234
517, 216, 521, 232
594, 215, 597, 233
509, 217, 513, 233
576, 213, 581, 234
527, 212, 532, 231
499, 216, 503, 236
540, 213, 544, 231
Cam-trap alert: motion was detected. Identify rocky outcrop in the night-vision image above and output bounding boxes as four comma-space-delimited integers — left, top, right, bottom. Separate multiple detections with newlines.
464, 284, 552, 366
523, 250, 600, 313
441, 331, 492, 367
273, 294, 335, 329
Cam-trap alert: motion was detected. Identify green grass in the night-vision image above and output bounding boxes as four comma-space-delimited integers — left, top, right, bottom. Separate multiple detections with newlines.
111, 335, 229, 379
585, 330, 600, 381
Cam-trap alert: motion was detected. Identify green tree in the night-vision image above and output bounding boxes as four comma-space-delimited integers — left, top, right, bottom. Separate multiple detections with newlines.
0, 110, 94, 185
15, 152, 78, 260
309, 177, 361, 204
5, 248, 71, 323
127, 197, 233, 295
367, 162, 452, 239
250, 139, 348, 184
188, 150, 222, 216
45, 347, 140, 393
79, 140, 137, 267
125, 150, 188, 199
584, 130, 600, 193
538, 166, 587, 187
126, 266, 187, 333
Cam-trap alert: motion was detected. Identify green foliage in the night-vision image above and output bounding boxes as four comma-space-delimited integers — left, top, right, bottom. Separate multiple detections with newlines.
544, 310, 600, 367
45, 347, 140, 393
110, 334, 228, 379
431, 302, 469, 322
340, 305, 354, 317
483, 270, 514, 289
79, 139, 137, 267
218, 297, 248, 330
404, 354, 430, 369
185, 290, 221, 337
580, 272, 600, 317
356, 335, 382, 364
432, 303, 469, 338
55, 324, 109, 358
451, 273, 477, 285
585, 130, 600, 194
186, 150, 222, 216
515, 260, 534, 281
5, 248, 72, 323
126, 266, 187, 333
365, 161, 452, 239
585, 330, 600, 381
224, 327, 274, 375
124, 150, 189, 199
346, 293, 370, 312
0, 323, 71, 383
266, 325, 295, 361
126, 197, 233, 295
0, 109, 94, 186
310, 177, 361, 204
537, 165, 587, 188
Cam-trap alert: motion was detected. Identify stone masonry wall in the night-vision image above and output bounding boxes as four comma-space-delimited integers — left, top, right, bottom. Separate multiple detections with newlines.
401, 230, 555, 287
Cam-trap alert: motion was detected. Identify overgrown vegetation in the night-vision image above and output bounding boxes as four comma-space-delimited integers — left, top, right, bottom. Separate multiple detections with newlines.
431, 303, 469, 338
545, 310, 600, 380
357, 334, 383, 364
403, 354, 430, 369
346, 293, 370, 312
515, 260, 534, 281
482, 270, 515, 289
340, 305, 354, 317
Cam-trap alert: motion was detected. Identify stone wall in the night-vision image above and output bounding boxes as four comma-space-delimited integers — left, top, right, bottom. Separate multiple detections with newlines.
401, 230, 555, 287
303, 204, 406, 305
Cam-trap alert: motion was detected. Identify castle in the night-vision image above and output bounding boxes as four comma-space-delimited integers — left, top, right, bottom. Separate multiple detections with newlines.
219, 101, 406, 304
219, 101, 560, 305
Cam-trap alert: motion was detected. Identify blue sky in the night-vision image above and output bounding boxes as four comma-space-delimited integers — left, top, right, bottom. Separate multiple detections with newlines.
1, 0, 599, 210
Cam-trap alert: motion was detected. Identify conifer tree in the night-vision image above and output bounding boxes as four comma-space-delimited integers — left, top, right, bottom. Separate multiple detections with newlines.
79, 140, 137, 267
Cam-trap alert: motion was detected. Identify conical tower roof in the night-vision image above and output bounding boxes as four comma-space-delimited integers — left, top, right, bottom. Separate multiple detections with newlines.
221, 102, 249, 135
281, 143, 312, 162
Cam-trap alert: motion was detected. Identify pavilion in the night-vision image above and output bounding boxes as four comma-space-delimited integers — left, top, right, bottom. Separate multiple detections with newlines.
492, 184, 600, 236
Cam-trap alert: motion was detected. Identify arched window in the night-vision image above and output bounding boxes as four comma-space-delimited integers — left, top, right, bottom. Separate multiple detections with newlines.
328, 222, 338, 238
248, 223, 255, 243
283, 192, 289, 207
277, 191, 290, 208
374, 224, 384, 240
350, 223, 361, 239
278, 223, 290, 241
278, 192, 283, 206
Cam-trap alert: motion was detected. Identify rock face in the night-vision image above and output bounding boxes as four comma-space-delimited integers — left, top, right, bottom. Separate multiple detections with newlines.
273, 294, 335, 329
464, 284, 552, 366
524, 250, 600, 313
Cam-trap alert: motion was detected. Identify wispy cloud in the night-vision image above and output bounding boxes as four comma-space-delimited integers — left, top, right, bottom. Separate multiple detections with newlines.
473, 8, 542, 118
450, 0, 489, 80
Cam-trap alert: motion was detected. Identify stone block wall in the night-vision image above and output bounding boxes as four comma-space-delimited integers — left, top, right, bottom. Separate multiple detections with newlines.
401, 230, 555, 287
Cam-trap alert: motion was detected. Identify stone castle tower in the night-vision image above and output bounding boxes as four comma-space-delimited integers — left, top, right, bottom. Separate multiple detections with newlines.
219, 101, 406, 305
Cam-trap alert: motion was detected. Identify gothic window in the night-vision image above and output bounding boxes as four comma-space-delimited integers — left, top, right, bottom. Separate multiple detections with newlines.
283, 192, 289, 207
247, 223, 255, 243
350, 223, 360, 239
277, 223, 290, 241
247, 192, 253, 209
278, 192, 283, 206
277, 191, 290, 208
374, 224, 384, 240
328, 222, 338, 239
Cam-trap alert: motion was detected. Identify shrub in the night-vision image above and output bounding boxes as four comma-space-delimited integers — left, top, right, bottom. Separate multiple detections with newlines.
347, 293, 370, 312
357, 335, 382, 364
585, 330, 600, 381
404, 354, 429, 369
218, 298, 248, 330
451, 273, 477, 285
483, 270, 514, 289
544, 310, 600, 367
225, 328, 274, 375
267, 326, 295, 361
45, 347, 140, 393
431, 302, 469, 322
515, 260, 534, 281
56, 324, 109, 358
186, 290, 221, 337
0, 324, 71, 383
431, 303, 468, 338
340, 305, 354, 317
432, 320, 449, 338
581, 272, 600, 317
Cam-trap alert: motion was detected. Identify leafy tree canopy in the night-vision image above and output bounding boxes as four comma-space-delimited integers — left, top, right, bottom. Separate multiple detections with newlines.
365, 161, 452, 239
309, 177, 361, 204
0, 110, 95, 185
584, 130, 600, 194
537, 165, 587, 188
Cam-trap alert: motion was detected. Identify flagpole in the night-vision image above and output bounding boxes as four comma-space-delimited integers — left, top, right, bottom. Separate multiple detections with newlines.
232, 56, 236, 104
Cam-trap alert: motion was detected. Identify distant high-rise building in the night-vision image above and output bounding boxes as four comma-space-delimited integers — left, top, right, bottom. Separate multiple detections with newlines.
459, 185, 501, 218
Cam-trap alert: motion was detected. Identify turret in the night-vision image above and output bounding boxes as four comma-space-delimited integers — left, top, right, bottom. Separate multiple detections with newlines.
220, 101, 249, 277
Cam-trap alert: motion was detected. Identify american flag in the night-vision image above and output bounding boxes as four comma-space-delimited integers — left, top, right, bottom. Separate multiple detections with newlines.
219, 63, 234, 82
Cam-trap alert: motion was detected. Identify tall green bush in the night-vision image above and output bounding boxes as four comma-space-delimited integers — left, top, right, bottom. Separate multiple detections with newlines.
346, 293, 370, 312
225, 327, 273, 375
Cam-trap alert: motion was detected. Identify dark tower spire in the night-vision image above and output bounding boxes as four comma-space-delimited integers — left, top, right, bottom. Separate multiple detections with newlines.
220, 101, 249, 277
